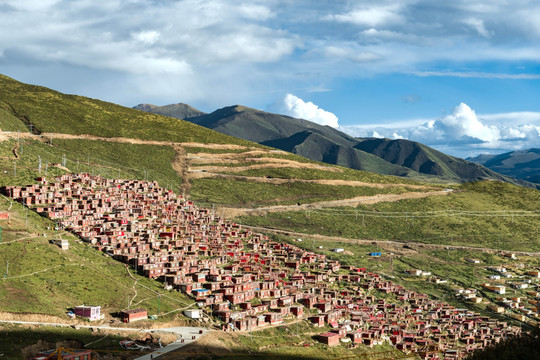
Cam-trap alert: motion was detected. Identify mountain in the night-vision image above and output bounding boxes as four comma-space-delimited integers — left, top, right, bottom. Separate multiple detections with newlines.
133, 102, 206, 120
353, 138, 509, 183
467, 149, 540, 184
145, 103, 524, 185
186, 105, 423, 177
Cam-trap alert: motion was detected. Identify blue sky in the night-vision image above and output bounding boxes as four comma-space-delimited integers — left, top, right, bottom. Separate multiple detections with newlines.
1, 0, 540, 158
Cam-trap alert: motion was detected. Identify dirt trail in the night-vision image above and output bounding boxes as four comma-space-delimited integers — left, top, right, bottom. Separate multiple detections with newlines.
172, 144, 191, 195
0, 132, 256, 151
219, 190, 452, 217
188, 150, 288, 163
12, 142, 20, 158
190, 162, 340, 174
189, 171, 438, 190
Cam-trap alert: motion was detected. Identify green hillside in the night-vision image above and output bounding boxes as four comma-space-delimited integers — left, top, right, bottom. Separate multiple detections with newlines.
0, 195, 194, 319
239, 180, 540, 252
0, 74, 254, 146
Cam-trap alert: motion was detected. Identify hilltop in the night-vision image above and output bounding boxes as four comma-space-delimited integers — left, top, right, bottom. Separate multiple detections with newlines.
135, 102, 534, 187
133, 103, 206, 120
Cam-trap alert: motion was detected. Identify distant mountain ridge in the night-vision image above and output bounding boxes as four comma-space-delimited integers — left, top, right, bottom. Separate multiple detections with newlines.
135, 103, 535, 187
467, 149, 540, 184
133, 103, 206, 120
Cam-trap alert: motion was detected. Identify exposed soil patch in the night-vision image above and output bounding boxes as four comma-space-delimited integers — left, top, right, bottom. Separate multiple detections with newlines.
172, 144, 191, 195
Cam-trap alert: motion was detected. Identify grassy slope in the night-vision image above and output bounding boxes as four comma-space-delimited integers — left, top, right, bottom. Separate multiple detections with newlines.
0, 138, 182, 192
0, 74, 255, 145
0, 196, 194, 318
190, 178, 416, 207
239, 181, 540, 252
0, 106, 30, 132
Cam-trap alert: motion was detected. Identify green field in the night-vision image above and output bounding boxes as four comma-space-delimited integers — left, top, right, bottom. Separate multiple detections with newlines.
190, 178, 420, 207
239, 181, 540, 252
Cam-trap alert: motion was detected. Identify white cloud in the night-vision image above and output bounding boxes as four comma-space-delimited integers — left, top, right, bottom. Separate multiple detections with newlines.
279, 94, 339, 128
132, 30, 160, 45
329, 5, 404, 27
463, 18, 492, 38
342, 103, 540, 158
323, 46, 382, 63
436, 103, 500, 142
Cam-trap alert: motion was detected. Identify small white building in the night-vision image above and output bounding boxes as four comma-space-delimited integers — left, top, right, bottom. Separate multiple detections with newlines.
53, 239, 69, 250
332, 248, 344, 253
183, 309, 201, 319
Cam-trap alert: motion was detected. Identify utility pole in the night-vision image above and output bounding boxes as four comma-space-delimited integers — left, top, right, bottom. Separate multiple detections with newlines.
29, 124, 33, 134
77, 159, 79, 172
5, 261, 8, 278
17, 130, 20, 144
13, 163, 16, 177
38, 155, 42, 174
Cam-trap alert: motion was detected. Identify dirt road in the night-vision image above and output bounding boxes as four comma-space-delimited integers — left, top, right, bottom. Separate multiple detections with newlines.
218, 190, 452, 217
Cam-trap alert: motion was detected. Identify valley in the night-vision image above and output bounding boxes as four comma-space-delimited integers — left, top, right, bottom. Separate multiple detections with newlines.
0, 74, 538, 360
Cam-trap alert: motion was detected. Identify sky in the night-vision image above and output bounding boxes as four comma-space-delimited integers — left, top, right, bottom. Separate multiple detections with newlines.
1, 0, 540, 158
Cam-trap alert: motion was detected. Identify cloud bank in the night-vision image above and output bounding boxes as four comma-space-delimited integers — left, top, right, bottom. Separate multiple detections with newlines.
278, 94, 339, 128
2, 0, 540, 109
342, 103, 540, 158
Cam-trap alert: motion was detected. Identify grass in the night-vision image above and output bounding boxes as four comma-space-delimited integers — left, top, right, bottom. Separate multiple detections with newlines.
213, 323, 408, 360
0, 105, 29, 132
0, 139, 183, 192
0, 74, 257, 146
0, 196, 194, 320
221, 166, 421, 184
238, 181, 540, 252
190, 178, 420, 207
267, 233, 540, 325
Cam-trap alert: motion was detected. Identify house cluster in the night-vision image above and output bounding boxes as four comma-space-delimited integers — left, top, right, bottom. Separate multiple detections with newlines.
2, 174, 525, 360
483, 264, 540, 324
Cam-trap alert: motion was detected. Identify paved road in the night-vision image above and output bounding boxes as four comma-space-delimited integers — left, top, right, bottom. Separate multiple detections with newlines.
133, 327, 206, 360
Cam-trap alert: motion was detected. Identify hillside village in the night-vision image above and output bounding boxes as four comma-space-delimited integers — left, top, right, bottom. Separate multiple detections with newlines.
2, 173, 532, 360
